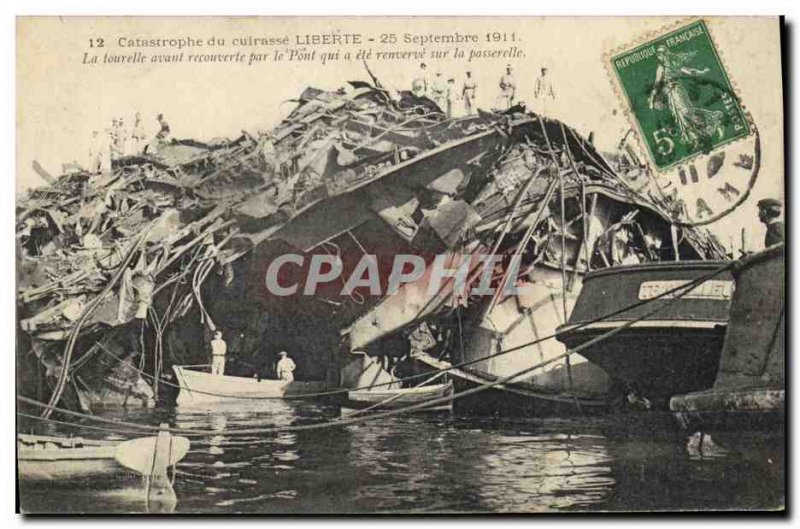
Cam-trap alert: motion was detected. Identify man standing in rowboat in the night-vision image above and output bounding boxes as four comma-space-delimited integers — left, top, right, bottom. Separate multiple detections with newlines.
210, 331, 227, 376
276, 351, 296, 382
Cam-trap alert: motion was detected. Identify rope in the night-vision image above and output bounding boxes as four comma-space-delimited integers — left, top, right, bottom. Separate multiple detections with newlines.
17, 411, 147, 437
93, 258, 735, 401
340, 370, 447, 418
17, 258, 736, 438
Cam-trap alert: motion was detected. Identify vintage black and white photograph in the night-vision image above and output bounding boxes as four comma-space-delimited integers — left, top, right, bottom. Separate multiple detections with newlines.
14, 15, 785, 514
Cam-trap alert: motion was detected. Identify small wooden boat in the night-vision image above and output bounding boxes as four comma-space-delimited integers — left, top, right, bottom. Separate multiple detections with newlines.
172, 365, 333, 406
414, 353, 607, 417
557, 260, 734, 407
670, 244, 785, 436
17, 427, 190, 482
346, 381, 454, 411
18, 434, 119, 481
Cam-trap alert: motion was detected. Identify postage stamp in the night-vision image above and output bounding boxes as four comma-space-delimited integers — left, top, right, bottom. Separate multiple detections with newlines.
610, 19, 750, 171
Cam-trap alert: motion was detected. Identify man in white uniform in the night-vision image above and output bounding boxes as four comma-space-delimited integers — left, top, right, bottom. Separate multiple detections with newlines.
131, 112, 146, 154
498, 65, 516, 110
210, 330, 227, 376
462, 71, 477, 115
276, 351, 296, 382
430, 71, 446, 110
533, 66, 556, 115
412, 62, 429, 98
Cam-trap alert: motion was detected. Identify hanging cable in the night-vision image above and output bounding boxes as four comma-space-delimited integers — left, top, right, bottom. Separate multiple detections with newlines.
17, 258, 736, 438
90, 259, 734, 402
43, 224, 153, 420
540, 118, 581, 415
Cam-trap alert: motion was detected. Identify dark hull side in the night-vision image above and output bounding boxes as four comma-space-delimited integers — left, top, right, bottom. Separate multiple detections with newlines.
558, 261, 734, 407
562, 325, 726, 407
451, 371, 608, 418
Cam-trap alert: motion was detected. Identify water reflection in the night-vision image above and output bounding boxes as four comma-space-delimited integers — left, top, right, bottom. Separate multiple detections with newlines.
475, 434, 614, 512
17, 403, 784, 513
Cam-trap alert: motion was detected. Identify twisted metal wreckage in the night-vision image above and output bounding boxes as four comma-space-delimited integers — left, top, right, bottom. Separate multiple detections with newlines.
16, 77, 727, 416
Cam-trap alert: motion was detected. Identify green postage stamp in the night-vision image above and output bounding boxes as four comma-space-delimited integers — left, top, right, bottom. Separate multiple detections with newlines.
611, 20, 750, 171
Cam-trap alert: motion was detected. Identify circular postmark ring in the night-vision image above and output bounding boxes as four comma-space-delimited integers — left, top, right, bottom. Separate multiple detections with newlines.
648, 119, 760, 228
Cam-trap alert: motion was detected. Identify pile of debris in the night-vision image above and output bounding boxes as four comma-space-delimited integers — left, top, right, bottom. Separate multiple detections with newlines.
15, 80, 504, 408
16, 78, 726, 413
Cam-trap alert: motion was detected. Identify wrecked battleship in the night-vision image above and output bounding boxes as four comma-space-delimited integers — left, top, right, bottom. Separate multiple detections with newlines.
16, 77, 728, 418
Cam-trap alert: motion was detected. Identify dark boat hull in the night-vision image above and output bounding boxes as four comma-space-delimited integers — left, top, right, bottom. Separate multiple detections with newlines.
558, 261, 734, 406
563, 323, 726, 406
451, 374, 607, 417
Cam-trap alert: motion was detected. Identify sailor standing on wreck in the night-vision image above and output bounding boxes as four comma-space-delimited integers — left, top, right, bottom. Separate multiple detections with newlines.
131, 112, 146, 154
412, 62, 429, 98
87, 130, 103, 173
144, 114, 171, 155
430, 71, 446, 110
462, 71, 477, 115
533, 66, 556, 115
445, 78, 456, 118
276, 351, 296, 382
499, 65, 516, 110
210, 331, 227, 376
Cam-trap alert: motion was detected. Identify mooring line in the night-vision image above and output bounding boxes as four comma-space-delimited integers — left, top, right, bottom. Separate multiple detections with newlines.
17, 411, 152, 437
16, 258, 736, 439
96, 257, 736, 402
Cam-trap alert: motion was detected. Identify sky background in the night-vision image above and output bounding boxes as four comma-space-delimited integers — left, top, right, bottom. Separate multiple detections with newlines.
16, 16, 784, 253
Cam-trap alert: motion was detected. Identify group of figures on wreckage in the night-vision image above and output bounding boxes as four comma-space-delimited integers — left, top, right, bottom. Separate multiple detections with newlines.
409, 62, 556, 117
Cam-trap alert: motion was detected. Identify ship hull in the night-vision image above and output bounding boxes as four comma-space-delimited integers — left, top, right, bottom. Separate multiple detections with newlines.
451, 265, 613, 417
562, 322, 726, 407
558, 261, 734, 406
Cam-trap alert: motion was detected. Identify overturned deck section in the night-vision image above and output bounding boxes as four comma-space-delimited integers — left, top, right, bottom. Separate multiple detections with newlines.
16, 79, 727, 413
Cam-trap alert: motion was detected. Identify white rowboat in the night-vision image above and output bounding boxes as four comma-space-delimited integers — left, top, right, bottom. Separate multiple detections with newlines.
172, 365, 333, 406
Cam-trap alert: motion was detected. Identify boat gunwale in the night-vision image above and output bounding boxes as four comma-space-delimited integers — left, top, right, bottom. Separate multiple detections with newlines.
732, 243, 784, 275
558, 319, 728, 335
580, 260, 732, 281
347, 381, 453, 400
172, 365, 329, 387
